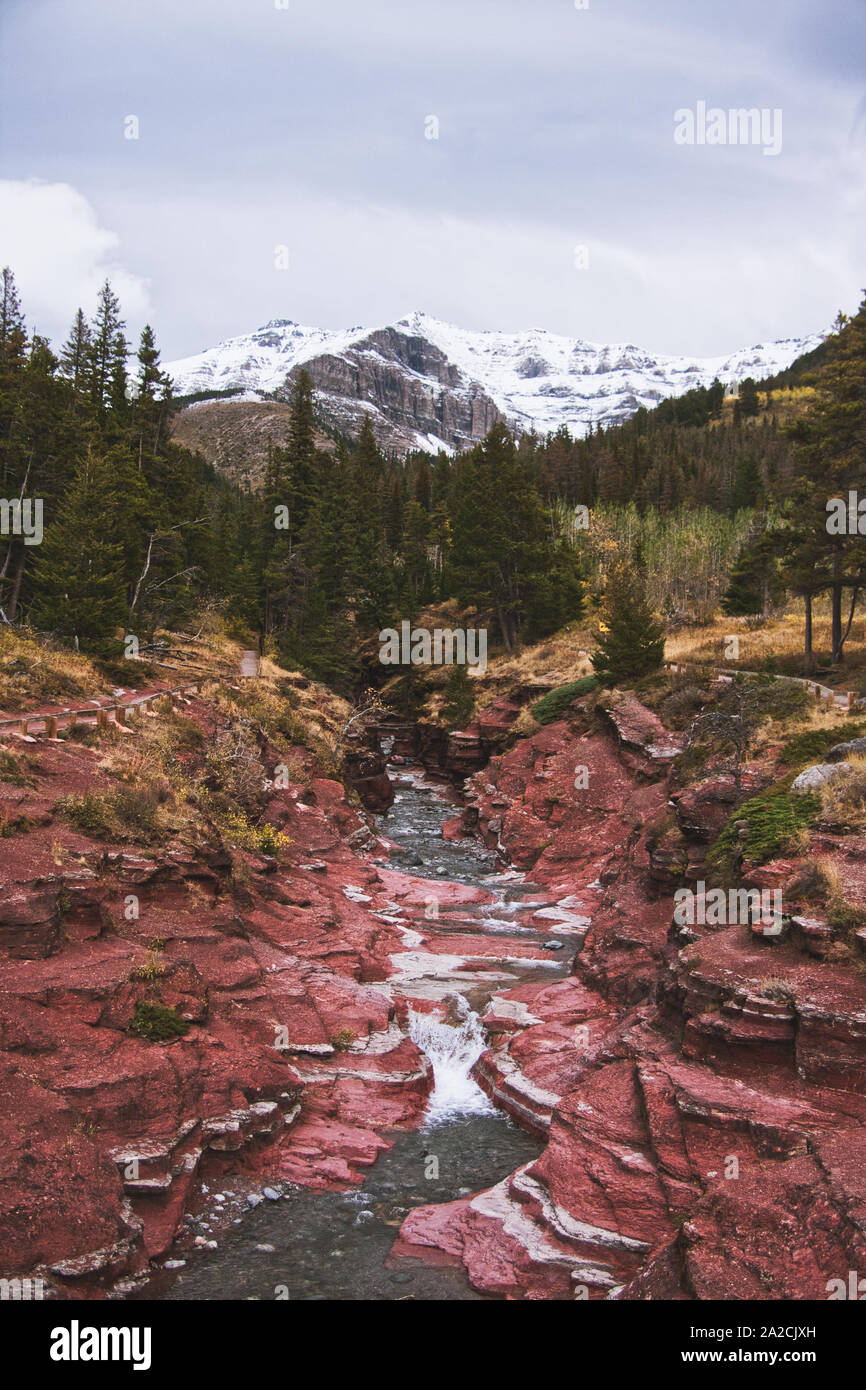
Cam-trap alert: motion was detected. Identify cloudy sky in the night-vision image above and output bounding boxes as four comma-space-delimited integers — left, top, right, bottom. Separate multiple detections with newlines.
0, 0, 863, 360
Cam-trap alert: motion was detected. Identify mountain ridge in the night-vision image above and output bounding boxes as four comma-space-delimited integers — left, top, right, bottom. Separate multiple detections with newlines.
165, 311, 824, 455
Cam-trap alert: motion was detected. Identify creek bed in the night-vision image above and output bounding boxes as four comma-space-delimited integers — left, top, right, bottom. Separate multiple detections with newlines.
140, 765, 573, 1301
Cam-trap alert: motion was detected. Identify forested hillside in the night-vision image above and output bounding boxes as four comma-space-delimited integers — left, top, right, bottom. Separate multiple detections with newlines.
1, 267, 863, 694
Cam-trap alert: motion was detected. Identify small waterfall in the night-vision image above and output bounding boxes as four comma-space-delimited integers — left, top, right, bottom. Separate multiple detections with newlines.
409, 996, 496, 1125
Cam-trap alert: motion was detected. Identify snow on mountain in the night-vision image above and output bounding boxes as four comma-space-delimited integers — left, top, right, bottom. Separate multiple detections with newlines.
165, 313, 823, 453
395, 312, 823, 436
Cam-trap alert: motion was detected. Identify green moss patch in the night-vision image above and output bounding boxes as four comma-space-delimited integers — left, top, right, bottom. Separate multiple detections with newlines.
706, 775, 820, 882
532, 676, 599, 725
129, 1002, 189, 1042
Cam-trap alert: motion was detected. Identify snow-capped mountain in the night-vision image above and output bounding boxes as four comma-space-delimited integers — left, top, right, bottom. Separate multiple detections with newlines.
165, 312, 823, 455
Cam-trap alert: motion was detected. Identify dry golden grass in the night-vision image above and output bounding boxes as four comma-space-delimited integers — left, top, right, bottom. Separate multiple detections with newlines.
664, 603, 866, 687
0, 628, 105, 709
813, 856, 844, 900
820, 756, 866, 831
411, 620, 597, 724
474, 625, 595, 690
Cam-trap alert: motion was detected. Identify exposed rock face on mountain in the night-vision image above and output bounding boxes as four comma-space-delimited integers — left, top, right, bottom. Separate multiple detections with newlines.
279, 326, 504, 454
166, 311, 822, 459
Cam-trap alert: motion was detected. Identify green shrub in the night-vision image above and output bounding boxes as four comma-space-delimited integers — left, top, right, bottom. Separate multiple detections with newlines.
163, 714, 205, 753
57, 786, 160, 841
110, 786, 160, 838
532, 676, 599, 725
441, 664, 475, 729
57, 792, 113, 836
737, 674, 811, 724
129, 1001, 189, 1042
0, 749, 31, 786
62, 720, 103, 746
219, 810, 290, 856
257, 821, 290, 855
93, 655, 156, 686
781, 721, 866, 769
705, 776, 820, 882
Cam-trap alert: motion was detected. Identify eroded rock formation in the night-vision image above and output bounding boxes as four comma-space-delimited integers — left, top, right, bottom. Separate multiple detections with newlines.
2, 681, 864, 1302
393, 702, 866, 1299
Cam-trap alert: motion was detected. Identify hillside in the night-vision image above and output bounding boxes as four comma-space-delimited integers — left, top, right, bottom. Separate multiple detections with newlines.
169, 398, 336, 490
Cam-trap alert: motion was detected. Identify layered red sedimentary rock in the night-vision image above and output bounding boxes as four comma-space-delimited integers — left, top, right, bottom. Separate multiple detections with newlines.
0, 699, 439, 1295
4, 680, 866, 1303
393, 699, 866, 1299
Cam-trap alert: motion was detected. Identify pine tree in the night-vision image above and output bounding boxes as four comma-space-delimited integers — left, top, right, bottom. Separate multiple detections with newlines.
730, 450, 762, 511
782, 298, 866, 663
30, 449, 128, 649
721, 530, 784, 616
591, 554, 665, 684
108, 329, 129, 421
132, 324, 171, 467
447, 422, 579, 651
441, 662, 475, 728
59, 309, 92, 397
739, 377, 761, 418
0, 267, 28, 484
88, 280, 125, 420
0, 267, 27, 366
284, 368, 318, 534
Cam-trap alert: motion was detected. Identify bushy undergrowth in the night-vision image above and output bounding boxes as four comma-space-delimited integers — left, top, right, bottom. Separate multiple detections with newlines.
0, 629, 93, 707
820, 759, 866, 832
218, 810, 290, 856
212, 682, 342, 778
781, 721, 866, 768
0, 747, 40, 786
532, 676, 599, 725
61, 720, 110, 747
705, 776, 820, 882
57, 786, 161, 841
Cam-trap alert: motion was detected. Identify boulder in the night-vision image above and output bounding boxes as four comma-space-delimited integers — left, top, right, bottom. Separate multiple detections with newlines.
825, 737, 866, 763
791, 762, 852, 793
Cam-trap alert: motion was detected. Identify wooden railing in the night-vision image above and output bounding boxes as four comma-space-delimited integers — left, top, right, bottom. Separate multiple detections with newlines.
0, 682, 203, 739
664, 662, 858, 710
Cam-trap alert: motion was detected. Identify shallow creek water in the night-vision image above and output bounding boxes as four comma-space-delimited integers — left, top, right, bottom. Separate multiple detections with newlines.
141, 765, 575, 1301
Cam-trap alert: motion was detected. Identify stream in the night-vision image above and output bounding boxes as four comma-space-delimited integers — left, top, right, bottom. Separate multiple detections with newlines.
138, 763, 574, 1301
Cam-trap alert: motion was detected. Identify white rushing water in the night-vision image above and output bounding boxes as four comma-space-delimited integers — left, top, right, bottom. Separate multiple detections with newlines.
409, 996, 497, 1125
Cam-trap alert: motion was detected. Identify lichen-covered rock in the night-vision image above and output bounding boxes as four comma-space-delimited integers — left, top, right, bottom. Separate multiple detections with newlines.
825, 737, 866, 763
791, 761, 852, 792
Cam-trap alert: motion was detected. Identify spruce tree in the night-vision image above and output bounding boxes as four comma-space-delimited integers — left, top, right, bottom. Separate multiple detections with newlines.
31, 449, 128, 649
285, 368, 318, 534
739, 377, 761, 418
0, 267, 28, 482
591, 554, 665, 684
132, 324, 171, 468
0, 267, 27, 366
782, 298, 866, 663
447, 422, 583, 651
88, 280, 125, 420
441, 662, 475, 728
59, 309, 92, 397
730, 450, 762, 511
721, 530, 784, 617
